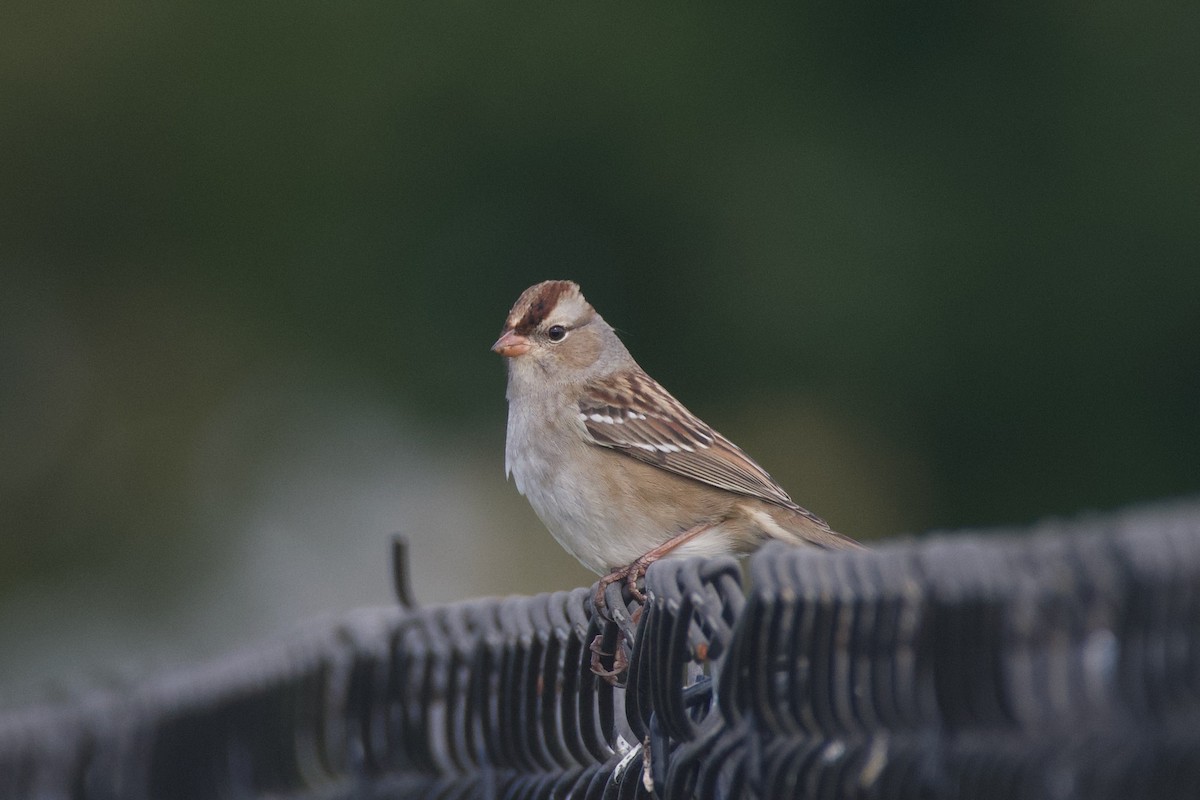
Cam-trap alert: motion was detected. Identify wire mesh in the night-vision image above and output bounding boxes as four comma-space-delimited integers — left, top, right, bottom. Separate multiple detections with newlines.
1, 500, 1198, 799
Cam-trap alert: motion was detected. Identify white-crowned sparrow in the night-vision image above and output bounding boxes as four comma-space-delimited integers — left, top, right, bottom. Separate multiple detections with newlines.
494, 280, 860, 605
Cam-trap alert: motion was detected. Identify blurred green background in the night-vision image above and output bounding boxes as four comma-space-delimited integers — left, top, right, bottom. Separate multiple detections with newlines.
2, 3, 1198, 707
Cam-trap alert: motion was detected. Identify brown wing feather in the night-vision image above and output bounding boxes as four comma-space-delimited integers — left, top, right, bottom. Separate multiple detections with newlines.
579, 370, 827, 526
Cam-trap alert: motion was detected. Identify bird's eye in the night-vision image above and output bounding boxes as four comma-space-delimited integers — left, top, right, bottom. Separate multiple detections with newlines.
547, 325, 567, 342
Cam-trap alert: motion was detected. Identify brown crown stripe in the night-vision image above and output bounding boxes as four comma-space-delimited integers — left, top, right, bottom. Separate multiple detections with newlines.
506, 280, 579, 335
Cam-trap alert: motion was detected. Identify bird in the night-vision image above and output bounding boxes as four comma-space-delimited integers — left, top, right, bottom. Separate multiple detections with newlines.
492, 280, 861, 613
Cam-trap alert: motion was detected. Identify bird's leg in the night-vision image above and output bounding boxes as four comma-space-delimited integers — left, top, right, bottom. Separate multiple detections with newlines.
593, 522, 716, 613
588, 522, 716, 685
624, 522, 717, 601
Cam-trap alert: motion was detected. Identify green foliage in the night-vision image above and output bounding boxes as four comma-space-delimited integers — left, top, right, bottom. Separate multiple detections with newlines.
1, 2, 1197, 627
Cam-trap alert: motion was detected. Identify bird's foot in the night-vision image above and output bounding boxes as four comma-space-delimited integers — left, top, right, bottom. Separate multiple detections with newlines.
594, 522, 718, 618
589, 632, 629, 685
592, 562, 647, 619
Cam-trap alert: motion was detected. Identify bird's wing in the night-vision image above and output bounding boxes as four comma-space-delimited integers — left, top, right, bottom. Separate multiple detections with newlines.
578, 369, 827, 526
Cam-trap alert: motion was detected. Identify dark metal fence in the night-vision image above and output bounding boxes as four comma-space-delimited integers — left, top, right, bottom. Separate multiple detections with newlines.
2, 500, 1199, 799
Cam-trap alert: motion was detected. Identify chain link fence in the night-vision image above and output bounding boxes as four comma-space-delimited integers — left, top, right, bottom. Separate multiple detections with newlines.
2, 500, 1199, 799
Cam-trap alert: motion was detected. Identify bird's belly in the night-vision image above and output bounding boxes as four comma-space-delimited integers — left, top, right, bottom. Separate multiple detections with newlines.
514, 455, 649, 574
507, 430, 738, 574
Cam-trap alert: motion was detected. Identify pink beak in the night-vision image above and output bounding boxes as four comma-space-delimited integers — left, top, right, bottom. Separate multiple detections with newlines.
491, 329, 531, 358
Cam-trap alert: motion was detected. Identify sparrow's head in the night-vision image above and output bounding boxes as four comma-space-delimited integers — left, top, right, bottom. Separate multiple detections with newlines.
493, 280, 628, 378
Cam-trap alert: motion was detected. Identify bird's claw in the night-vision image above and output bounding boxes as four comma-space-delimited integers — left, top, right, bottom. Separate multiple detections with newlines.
589, 633, 629, 684
593, 564, 647, 620
625, 565, 647, 603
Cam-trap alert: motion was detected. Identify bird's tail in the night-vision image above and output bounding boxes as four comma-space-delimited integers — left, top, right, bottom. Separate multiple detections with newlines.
747, 504, 865, 551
